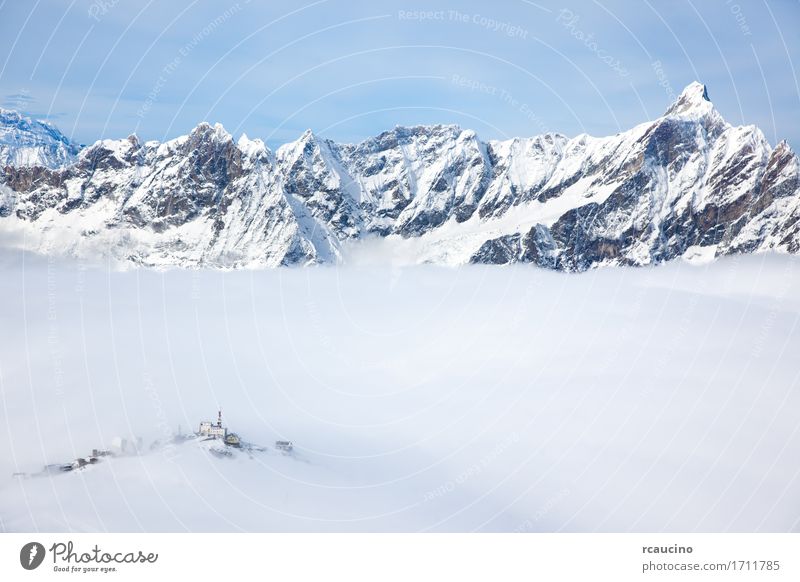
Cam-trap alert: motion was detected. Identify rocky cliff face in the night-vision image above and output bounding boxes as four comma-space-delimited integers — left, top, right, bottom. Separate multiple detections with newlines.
1, 82, 798, 270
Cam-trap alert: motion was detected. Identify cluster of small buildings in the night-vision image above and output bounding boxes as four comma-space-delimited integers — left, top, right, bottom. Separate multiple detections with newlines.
13, 439, 139, 479
198, 409, 293, 454
11, 408, 295, 479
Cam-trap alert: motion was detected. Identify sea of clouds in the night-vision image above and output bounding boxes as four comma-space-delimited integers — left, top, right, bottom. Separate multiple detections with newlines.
0, 250, 798, 532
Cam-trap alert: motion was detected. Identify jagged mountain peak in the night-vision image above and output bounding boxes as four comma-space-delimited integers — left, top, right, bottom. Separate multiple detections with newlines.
276, 128, 326, 160
0, 108, 81, 168
387, 123, 464, 141
393, 123, 461, 134
775, 139, 794, 154
0, 108, 45, 126
0, 109, 76, 144
352, 123, 465, 155
284, 128, 328, 150
684, 80, 711, 101
76, 136, 140, 170
0, 84, 798, 270
0, 108, 24, 121
237, 133, 269, 159
493, 132, 570, 151
189, 121, 232, 143
664, 81, 715, 118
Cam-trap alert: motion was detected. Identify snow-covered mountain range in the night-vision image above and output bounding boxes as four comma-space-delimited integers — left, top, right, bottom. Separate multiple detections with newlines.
0, 108, 81, 169
1, 82, 797, 270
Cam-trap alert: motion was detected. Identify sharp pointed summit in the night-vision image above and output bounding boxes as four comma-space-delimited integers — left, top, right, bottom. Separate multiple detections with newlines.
186, 121, 233, 146
664, 81, 716, 118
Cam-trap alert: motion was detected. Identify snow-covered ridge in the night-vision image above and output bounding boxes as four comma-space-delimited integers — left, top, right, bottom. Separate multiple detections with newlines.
0, 108, 82, 168
0, 82, 798, 270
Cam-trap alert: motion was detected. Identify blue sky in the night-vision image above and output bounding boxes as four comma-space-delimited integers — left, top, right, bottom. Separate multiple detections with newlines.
0, 0, 797, 149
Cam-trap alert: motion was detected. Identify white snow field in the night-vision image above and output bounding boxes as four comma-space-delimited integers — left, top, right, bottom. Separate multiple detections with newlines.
0, 250, 799, 532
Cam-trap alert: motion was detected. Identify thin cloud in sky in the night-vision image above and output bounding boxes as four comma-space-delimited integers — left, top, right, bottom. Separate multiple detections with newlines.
0, 0, 796, 149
